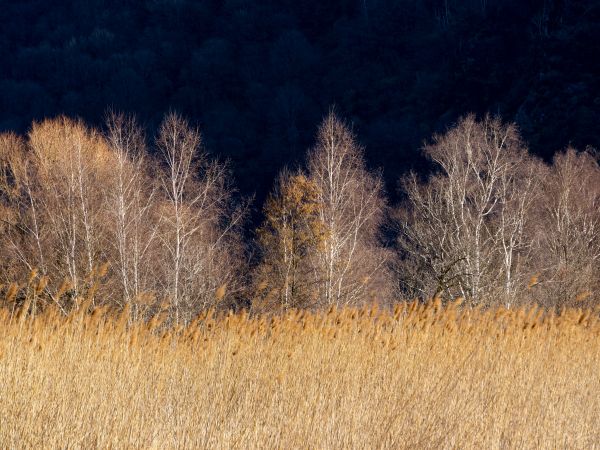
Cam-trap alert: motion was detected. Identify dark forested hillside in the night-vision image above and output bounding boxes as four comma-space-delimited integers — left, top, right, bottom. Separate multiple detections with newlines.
1, 0, 598, 199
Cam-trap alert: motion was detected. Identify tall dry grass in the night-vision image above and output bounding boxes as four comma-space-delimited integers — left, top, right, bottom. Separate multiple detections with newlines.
1, 292, 600, 448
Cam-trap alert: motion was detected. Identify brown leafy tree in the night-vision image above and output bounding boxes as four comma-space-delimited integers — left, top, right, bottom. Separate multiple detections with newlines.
254, 171, 326, 310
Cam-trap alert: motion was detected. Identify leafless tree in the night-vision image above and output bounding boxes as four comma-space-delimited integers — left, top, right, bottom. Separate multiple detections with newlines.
156, 112, 246, 323
0, 114, 247, 317
104, 112, 160, 317
531, 148, 600, 307
307, 112, 392, 307
0, 133, 39, 281
395, 115, 541, 306
24, 118, 113, 303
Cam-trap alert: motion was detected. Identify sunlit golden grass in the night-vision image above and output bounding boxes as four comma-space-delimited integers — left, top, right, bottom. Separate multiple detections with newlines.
1, 296, 600, 448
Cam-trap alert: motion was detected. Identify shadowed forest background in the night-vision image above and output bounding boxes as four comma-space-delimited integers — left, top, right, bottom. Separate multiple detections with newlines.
1, 0, 599, 201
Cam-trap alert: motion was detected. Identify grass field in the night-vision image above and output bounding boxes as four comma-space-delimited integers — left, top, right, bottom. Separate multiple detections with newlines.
1, 297, 600, 448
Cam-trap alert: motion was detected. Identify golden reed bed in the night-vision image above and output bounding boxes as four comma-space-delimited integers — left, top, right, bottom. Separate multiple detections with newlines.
1, 297, 599, 448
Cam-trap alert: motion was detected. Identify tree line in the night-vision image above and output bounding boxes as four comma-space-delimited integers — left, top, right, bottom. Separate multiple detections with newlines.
0, 112, 598, 322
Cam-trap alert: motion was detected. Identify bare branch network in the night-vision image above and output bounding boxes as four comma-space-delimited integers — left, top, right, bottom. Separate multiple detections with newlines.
1, 111, 598, 321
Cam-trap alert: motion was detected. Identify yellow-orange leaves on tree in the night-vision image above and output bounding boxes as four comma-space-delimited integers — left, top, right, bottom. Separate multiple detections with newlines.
255, 172, 327, 310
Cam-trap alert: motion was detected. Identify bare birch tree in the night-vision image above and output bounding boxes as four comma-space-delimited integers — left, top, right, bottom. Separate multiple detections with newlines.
395, 115, 540, 306
104, 112, 160, 317
307, 112, 391, 307
156, 112, 246, 323
531, 148, 600, 307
